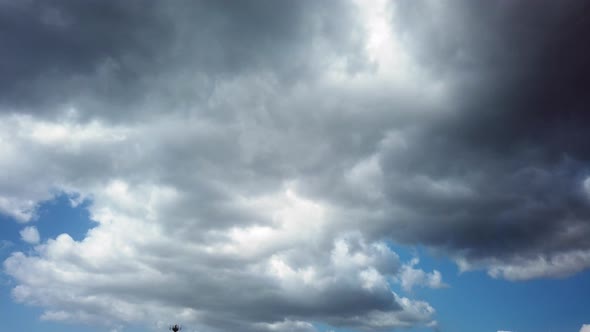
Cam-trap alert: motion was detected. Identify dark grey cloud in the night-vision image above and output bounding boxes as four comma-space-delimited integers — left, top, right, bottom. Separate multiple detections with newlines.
374, 0, 590, 277
0, 0, 166, 112
0, 0, 366, 121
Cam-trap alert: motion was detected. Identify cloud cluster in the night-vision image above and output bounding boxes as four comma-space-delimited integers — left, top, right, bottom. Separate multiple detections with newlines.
5, 198, 439, 329
1, 0, 590, 330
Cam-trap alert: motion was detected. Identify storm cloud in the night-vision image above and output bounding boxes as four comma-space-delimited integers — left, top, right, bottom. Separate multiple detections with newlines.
1, 0, 590, 331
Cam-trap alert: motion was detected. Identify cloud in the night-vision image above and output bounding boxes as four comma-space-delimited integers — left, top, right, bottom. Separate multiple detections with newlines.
256, 319, 317, 332
4, 226, 434, 330
1, 0, 590, 331
371, 0, 590, 280
399, 258, 448, 291
19, 226, 40, 244
484, 251, 590, 281
0, 0, 367, 121
0, 240, 14, 251
580, 324, 590, 332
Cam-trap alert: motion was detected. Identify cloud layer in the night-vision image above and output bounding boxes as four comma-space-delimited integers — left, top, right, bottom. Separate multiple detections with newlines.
1, 0, 590, 330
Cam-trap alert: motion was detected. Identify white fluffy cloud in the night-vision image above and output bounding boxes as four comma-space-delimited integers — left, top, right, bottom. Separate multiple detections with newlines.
3, 169, 439, 330
399, 258, 447, 291
580, 324, 590, 332
19, 226, 40, 244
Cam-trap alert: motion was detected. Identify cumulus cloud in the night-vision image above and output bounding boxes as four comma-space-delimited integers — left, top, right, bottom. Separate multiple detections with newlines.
19, 226, 40, 244
4, 225, 436, 329
580, 324, 590, 332
1, 0, 590, 331
256, 319, 318, 332
399, 258, 447, 292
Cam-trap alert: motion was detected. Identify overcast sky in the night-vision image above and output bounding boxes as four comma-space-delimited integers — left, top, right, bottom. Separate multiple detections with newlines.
1, 1, 590, 332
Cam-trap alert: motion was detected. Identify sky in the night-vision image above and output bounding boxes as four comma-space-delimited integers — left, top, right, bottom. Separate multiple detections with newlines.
1, 0, 590, 331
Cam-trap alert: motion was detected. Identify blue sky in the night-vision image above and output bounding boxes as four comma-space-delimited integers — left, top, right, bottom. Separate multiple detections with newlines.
0, 195, 94, 332
2, 1, 590, 332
